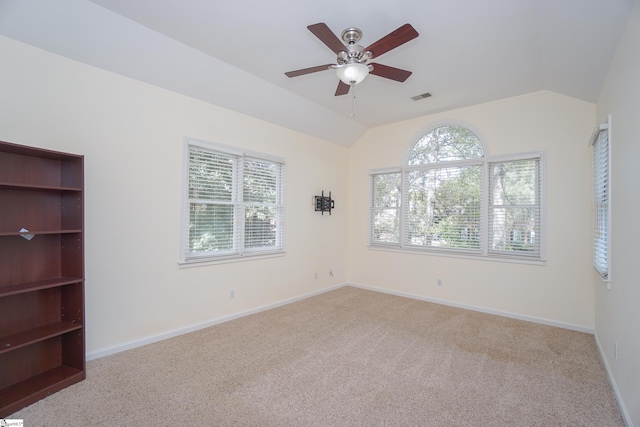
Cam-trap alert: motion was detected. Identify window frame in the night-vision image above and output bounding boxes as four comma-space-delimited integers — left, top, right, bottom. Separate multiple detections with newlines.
591, 115, 611, 281
179, 137, 286, 267
369, 167, 402, 247
486, 153, 544, 260
369, 124, 546, 264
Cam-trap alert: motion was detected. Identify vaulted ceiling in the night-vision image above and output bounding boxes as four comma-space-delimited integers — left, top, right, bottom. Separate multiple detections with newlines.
0, 0, 634, 146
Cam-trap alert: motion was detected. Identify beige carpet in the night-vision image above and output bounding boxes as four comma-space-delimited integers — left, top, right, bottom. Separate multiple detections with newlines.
10, 286, 624, 426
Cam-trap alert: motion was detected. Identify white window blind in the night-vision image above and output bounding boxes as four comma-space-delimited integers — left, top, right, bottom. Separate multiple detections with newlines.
404, 164, 482, 251
242, 157, 285, 251
183, 141, 285, 263
488, 157, 542, 258
592, 122, 610, 279
188, 148, 236, 255
370, 172, 401, 244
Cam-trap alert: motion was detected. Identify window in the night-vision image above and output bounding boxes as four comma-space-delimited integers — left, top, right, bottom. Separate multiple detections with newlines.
488, 157, 541, 257
591, 117, 610, 279
370, 124, 544, 262
181, 139, 285, 264
370, 171, 402, 245
404, 126, 484, 252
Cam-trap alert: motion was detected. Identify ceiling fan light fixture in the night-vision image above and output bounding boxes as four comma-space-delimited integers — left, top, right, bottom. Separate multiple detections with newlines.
336, 63, 369, 85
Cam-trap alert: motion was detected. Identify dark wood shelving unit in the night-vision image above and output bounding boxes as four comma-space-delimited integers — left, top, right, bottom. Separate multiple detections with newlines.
0, 140, 85, 417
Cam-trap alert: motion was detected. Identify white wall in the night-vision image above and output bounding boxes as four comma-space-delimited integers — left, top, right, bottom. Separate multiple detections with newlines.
0, 36, 348, 357
347, 91, 596, 330
595, 0, 640, 424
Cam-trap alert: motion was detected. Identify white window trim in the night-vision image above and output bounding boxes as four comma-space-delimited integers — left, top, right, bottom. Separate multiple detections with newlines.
179, 137, 286, 267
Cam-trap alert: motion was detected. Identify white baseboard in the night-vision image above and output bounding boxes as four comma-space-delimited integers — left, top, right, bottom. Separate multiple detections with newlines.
88, 281, 593, 360
87, 283, 347, 361
594, 332, 634, 427
347, 282, 594, 334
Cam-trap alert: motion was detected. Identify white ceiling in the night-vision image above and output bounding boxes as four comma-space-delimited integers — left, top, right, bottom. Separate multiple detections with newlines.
0, 0, 634, 146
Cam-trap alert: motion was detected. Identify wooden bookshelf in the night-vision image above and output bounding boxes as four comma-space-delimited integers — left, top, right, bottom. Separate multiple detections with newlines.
0, 141, 85, 417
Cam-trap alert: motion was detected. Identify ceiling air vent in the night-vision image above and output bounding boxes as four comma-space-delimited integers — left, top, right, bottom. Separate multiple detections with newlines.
411, 92, 432, 101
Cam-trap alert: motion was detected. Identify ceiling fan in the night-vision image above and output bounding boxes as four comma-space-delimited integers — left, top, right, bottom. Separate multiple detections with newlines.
285, 22, 419, 96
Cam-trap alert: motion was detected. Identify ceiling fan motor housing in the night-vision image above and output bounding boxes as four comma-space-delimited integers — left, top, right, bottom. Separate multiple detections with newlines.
337, 27, 372, 65
341, 27, 362, 44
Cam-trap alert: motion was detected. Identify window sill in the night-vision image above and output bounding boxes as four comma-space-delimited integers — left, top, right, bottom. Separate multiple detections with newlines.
178, 251, 286, 268
368, 245, 546, 266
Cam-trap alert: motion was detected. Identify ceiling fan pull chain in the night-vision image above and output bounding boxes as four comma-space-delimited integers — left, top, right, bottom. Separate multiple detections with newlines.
351, 84, 356, 117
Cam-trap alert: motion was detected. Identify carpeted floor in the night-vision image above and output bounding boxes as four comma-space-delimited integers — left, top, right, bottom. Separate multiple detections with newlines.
9, 286, 624, 426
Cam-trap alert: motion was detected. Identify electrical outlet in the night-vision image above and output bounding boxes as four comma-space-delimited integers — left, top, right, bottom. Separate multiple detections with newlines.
314, 272, 318, 280
614, 341, 618, 359
437, 278, 443, 286
230, 290, 235, 299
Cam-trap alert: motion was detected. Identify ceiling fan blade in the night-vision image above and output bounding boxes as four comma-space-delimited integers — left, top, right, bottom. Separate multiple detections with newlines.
285, 64, 333, 78
335, 81, 351, 96
364, 23, 419, 58
369, 63, 412, 82
308, 23, 346, 55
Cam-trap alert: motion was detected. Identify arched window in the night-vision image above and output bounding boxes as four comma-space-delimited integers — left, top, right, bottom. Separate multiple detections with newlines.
407, 125, 484, 165
405, 125, 484, 251
370, 124, 544, 261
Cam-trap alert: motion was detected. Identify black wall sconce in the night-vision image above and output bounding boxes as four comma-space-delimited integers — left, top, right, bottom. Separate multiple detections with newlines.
314, 191, 335, 215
